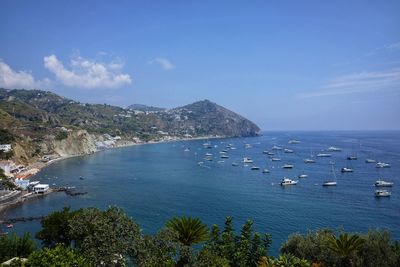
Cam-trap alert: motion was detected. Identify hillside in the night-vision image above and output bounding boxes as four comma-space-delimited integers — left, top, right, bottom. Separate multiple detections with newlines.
0, 88, 260, 164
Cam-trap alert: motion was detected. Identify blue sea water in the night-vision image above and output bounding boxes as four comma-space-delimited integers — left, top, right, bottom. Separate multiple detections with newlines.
2, 131, 400, 255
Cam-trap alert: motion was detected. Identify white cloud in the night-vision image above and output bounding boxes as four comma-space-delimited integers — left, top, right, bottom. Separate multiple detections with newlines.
300, 69, 400, 98
384, 42, 400, 51
44, 54, 132, 89
149, 58, 175, 71
0, 60, 51, 89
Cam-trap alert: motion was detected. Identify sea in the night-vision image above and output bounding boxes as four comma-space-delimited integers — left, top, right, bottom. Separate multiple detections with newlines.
2, 131, 400, 255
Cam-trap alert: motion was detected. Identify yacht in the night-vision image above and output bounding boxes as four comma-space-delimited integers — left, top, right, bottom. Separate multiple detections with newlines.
251, 166, 260, 170
328, 146, 342, 152
243, 157, 253, 163
347, 156, 357, 160
280, 178, 298, 186
288, 140, 301, 144
262, 150, 269, 154
284, 148, 294, 153
375, 190, 391, 197
220, 155, 229, 159
304, 158, 316, 163
282, 164, 294, 169
317, 153, 332, 157
323, 164, 337, 186
365, 159, 376, 163
245, 144, 252, 149
262, 169, 270, 173
184, 148, 190, 152
376, 162, 391, 168
375, 180, 394, 187
272, 145, 283, 150
205, 153, 213, 156
271, 157, 281, 161
298, 173, 308, 178
341, 167, 354, 173
267, 152, 275, 156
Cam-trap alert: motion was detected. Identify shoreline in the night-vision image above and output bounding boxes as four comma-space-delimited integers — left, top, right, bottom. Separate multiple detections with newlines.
0, 134, 238, 216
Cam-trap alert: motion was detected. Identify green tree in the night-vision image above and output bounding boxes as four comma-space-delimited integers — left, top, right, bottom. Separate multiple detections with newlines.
36, 206, 79, 247
327, 233, 364, 267
28, 244, 91, 267
69, 206, 141, 266
272, 254, 310, 267
0, 233, 36, 262
165, 216, 209, 266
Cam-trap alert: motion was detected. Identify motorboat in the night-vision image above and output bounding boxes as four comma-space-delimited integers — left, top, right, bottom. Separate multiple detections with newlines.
365, 159, 376, 163
376, 162, 391, 168
280, 178, 298, 186
282, 164, 294, 169
267, 152, 274, 156
341, 167, 354, 173
375, 180, 394, 187
288, 140, 301, 144
323, 181, 337, 186
271, 157, 281, 161
298, 174, 308, 178
375, 190, 391, 197
251, 166, 260, 170
262, 169, 270, 173
304, 158, 316, 163
284, 148, 294, 153
232, 162, 239, 167
245, 144, 252, 149
262, 150, 269, 154
205, 153, 213, 156
347, 156, 358, 160
328, 146, 342, 152
243, 157, 253, 163
272, 145, 282, 150
220, 155, 229, 159
184, 148, 190, 152
317, 153, 332, 157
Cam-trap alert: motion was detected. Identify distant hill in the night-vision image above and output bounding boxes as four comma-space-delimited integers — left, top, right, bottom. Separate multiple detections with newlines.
126, 104, 166, 112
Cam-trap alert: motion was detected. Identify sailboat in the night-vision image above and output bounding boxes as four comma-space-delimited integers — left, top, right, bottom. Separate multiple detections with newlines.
323, 164, 337, 186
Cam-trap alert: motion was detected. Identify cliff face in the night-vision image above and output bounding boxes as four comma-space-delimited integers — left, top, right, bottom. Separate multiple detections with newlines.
49, 130, 97, 157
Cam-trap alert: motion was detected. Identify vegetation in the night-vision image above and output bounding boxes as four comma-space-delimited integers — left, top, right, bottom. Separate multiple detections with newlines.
1, 207, 399, 266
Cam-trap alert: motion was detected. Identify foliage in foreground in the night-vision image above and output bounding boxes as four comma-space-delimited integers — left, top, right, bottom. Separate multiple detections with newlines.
1, 206, 399, 267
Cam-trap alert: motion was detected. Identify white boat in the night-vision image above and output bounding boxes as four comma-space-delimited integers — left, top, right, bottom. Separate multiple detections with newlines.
375, 190, 391, 197
347, 156, 357, 160
328, 146, 342, 152
245, 144, 252, 149
243, 157, 253, 163
232, 162, 239, 167
375, 180, 394, 187
376, 162, 391, 168
317, 153, 332, 157
284, 148, 294, 153
267, 152, 274, 156
365, 159, 376, 163
323, 165, 337, 187
304, 158, 316, 163
205, 153, 213, 156
282, 164, 294, 169
341, 167, 354, 173
298, 174, 308, 178
184, 148, 190, 152
271, 157, 281, 161
220, 155, 229, 159
203, 142, 212, 149
262, 169, 270, 173
251, 166, 260, 170
288, 140, 301, 144
280, 178, 298, 186
272, 145, 282, 150
262, 150, 269, 154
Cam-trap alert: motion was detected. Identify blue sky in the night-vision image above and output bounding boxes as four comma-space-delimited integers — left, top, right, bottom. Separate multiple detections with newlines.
0, 0, 399, 130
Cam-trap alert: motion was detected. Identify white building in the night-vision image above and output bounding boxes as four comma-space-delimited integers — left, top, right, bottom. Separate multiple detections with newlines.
33, 184, 49, 193
0, 144, 12, 152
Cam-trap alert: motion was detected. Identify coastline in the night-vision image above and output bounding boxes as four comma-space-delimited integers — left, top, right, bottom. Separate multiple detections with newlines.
0, 134, 232, 216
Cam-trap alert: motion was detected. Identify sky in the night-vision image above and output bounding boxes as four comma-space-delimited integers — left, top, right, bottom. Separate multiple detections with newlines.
0, 0, 399, 131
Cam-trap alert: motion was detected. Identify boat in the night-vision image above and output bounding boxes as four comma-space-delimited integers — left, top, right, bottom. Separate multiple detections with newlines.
245, 144, 252, 149
282, 164, 294, 169
6, 224, 13, 229
184, 148, 190, 152
304, 158, 316, 163
341, 167, 353, 173
323, 164, 337, 187
280, 178, 298, 186
272, 145, 282, 150
288, 140, 300, 144
243, 157, 253, 163
220, 155, 229, 159
317, 153, 332, 157
376, 162, 391, 168
205, 153, 213, 156
375, 180, 394, 187
251, 166, 260, 170
328, 146, 342, 152
79, 176, 84, 180
267, 152, 274, 156
347, 156, 357, 160
298, 173, 308, 178
375, 190, 391, 197
365, 159, 376, 163
262, 169, 270, 173
284, 148, 294, 153
203, 142, 212, 149
262, 150, 269, 154
232, 163, 239, 167
271, 157, 281, 161
204, 156, 213, 161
